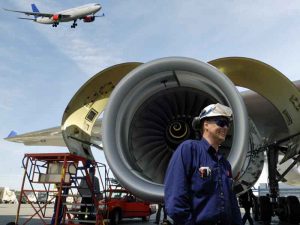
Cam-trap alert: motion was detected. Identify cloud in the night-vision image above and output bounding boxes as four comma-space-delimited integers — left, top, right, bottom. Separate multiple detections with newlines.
48, 33, 123, 75
0, 88, 25, 111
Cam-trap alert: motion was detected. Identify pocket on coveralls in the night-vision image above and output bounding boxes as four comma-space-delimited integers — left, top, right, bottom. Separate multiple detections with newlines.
194, 175, 214, 196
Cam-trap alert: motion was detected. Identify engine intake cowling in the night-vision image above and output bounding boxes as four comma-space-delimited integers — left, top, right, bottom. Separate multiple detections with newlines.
102, 57, 249, 202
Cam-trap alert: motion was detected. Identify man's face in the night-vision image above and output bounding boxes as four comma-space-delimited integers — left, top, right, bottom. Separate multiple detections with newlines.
203, 116, 230, 143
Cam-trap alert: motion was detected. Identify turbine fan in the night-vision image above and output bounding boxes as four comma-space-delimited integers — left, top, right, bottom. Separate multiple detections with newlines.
129, 87, 216, 183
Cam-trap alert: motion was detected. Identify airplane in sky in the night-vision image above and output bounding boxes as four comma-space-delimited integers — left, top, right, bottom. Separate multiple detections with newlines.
5, 57, 300, 224
3, 3, 104, 28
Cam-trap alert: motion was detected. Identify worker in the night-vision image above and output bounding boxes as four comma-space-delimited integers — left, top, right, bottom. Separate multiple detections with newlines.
239, 189, 255, 225
154, 203, 167, 224
78, 166, 101, 223
164, 103, 242, 225
51, 185, 69, 224
50, 162, 73, 224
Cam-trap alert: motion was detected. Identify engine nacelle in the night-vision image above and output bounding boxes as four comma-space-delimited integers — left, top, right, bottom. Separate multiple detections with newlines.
102, 57, 249, 202
83, 16, 95, 23
62, 56, 300, 202
52, 14, 61, 21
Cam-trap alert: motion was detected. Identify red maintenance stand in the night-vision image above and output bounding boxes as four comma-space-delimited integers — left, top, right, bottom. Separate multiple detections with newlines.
15, 153, 109, 225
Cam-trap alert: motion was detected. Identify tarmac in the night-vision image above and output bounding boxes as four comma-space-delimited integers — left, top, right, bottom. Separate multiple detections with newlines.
0, 204, 296, 225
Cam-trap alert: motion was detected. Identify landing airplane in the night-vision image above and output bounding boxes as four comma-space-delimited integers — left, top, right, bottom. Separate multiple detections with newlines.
3, 3, 104, 28
5, 57, 300, 224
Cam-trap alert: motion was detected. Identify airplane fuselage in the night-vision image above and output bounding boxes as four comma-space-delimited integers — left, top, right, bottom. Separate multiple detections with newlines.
35, 3, 101, 24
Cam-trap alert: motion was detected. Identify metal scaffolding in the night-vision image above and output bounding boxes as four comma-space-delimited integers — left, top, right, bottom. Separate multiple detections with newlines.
15, 153, 109, 225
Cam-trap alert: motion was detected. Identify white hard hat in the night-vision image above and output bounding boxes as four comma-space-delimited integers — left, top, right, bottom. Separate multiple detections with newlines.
199, 103, 232, 121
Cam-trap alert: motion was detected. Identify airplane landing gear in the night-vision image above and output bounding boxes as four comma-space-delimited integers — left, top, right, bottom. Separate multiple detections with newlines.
52, 22, 59, 27
277, 196, 300, 224
253, 132, 300, 224
253, 196, 272, 224
71, 20, 77, 28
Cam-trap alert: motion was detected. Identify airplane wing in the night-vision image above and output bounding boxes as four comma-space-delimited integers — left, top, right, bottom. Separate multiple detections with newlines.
4, 119, 103, 148
18, 17, 36, 21
4, 126, 65, 147
3, 8, 71, 19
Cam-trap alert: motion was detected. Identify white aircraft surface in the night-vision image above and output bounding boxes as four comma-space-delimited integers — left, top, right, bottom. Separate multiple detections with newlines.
3, 3, 104, 28
5, 57, 300, 224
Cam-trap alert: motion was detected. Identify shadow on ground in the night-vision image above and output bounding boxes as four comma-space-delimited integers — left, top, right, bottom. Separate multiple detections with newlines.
0, 215, 50, 225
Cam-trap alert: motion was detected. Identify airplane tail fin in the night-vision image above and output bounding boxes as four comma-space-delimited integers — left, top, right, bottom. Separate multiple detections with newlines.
31, 4, 39, 18
6, 131, 17, 138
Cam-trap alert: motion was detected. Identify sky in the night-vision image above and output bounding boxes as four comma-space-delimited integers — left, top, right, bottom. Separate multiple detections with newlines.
0, 0, 300, 190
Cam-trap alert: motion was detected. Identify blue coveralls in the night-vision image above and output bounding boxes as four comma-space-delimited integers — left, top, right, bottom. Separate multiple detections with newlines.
164, 139, 242, 225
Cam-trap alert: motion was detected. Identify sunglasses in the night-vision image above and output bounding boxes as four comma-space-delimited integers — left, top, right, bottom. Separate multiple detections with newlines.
208, 117, 231, 128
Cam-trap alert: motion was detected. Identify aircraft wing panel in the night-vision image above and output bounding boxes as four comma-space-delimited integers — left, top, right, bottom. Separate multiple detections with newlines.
3, 8, 71, 19
4, 126, 65, 147
18, 17, 36, 21
3, 8, 53, 17
5, 119, 103, 148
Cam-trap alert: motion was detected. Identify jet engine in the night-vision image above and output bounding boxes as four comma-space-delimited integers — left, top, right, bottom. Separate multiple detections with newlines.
52, 14, 61, 21
83, 16, 95, 23
61, 56, 300, 202
102, 57, 249, 202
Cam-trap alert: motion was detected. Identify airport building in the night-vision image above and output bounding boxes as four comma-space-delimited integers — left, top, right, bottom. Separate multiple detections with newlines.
256, 183, 300, 199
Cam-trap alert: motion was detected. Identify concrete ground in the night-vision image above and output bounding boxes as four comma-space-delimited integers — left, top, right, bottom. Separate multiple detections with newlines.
0, 204, 296, 225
